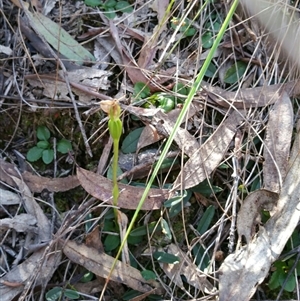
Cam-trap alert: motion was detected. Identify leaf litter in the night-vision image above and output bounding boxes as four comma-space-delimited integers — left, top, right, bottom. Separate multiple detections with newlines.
1, 1, 300, 301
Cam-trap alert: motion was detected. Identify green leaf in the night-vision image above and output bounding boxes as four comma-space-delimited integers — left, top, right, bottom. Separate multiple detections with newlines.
129, 221, 162, 237
37, 140, 50, 149
84, 213, 93, 233
202, 32, 214, 49
172, 82, 189, 96
157, 95, 175, 113
164, 191, 188, 208
213, 21, 221, 32
107, 164, 128, 184
196, 205, 215, 235
153, 251, 180, 264
122, 290, 141, 301
133, 82, 150, 99
80, 271, 94, 283
127, 234, 143, 245
161, 219, 172, 240
84, 0, 101, 6
25, 10, 95, 65
223, 61, 247, 84
104, 234, 120, 251
183, 27, 196, 37
205, 62, 217, 78
190, 179, 222, 197
121, 127, 144, 153
192, 243, 210, 270
268, 269, 281, 290
64, 289, 79, 299
281, 274, 296, 292
57, 139, 72, 154
105, 0, 117, 8
115, 1, 133, 13
103, 10, 116, 19
46, 287, 62, 301
167, 190, 192, 218
154, 157, 179, 170
42, 149, 54, 164
141, 270, 156, 281
37, 125, 51, 141
103, 218, 116, 232
26, 146, 43, 162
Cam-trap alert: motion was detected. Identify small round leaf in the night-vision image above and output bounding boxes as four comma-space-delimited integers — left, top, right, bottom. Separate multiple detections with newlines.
121, 127, 144, 153
57, 139, 72, 154
223, 61, 247, 84
27, 146, 43, 162
37, 125, 50, 141
81, 271, 94, 283
115, 1, 133, 13
104, 234, 120, 251
84, 0, 101, 7
141, 270, 156, 281
37, 140, 50, 149
202, 32, 214, 49
64, 289, 80, 299
153, 251, 180, 264
42, 149, 54, 164
46, 287, 62, 301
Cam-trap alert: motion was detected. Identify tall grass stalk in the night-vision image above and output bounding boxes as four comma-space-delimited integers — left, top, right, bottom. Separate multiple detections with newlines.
99, 0, 240, 299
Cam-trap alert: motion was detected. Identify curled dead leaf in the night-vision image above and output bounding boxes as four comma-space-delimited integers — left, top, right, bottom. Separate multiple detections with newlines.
77, 167, 169, 210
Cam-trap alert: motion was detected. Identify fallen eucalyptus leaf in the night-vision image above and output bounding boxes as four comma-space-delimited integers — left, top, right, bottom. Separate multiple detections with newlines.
77, 167, 169, 210
24, 8, 95, 65
263, 91, 293, 192
62, 240, 163, 294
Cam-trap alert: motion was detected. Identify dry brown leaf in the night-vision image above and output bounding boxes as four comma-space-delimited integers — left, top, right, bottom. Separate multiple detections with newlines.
201, 79, 300, 108
138, 0, 170, 68
77, 167, 169, 210
135, 103, 200, 154
237, 189, 279, 244
263, 91, 293, 192
73, 279, 104, 296
62, 240, 164, 294
219, 123, 300, 301
0, 214, 38, 233
137, 35, 158, 69
25, 68, 111, 103
0, 248, 61, 301
137, 124, 163, 151
120, 103, 161, 117
0, 188, 21, 205
129, 289, 159, 301
153, 110, 200, 157
0, 160, 79, 192
86, 226, 104, 252
173, 110, 245, 190
157, 244, 214, 293
8, 175, 51, 241
118, 211, 130, 264
109, 20, 173, 92
0, 171, 61, 301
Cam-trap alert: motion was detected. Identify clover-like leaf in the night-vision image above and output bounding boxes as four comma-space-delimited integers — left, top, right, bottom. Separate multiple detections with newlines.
57, 139, 72, 154
27, 146, 43, 162
42, 149, 54, 164
37, 125, 51, 141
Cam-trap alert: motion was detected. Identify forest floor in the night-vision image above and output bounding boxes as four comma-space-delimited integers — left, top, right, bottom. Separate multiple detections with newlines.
0, 1, 300, 300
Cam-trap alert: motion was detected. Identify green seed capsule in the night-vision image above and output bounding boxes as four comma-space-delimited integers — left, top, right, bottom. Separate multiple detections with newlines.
108, 119, 122, 140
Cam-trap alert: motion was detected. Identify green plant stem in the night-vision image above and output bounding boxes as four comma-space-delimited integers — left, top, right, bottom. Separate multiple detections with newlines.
99, 1, 240, 299
107, 101, 122, 224
112, 137, 120, 222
